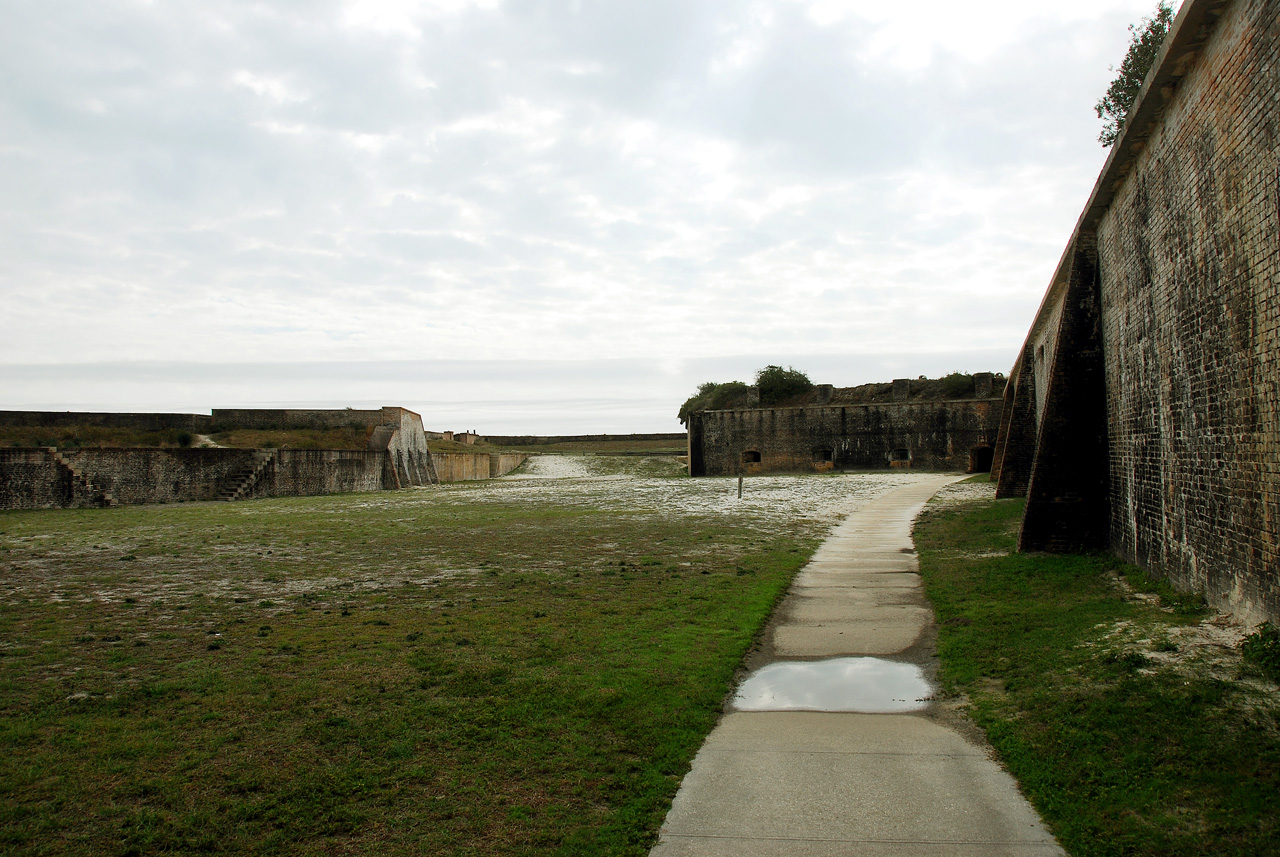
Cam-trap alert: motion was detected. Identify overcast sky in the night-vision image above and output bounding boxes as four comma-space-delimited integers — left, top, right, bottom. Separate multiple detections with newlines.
0, 0, 1171, 432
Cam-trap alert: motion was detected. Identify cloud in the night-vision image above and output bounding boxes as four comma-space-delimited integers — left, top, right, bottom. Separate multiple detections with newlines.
0, 0, 1165, 425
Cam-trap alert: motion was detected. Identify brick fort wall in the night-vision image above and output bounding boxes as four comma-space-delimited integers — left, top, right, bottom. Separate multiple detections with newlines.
1096, 0, 1280, 623
690, 400, 1003, 476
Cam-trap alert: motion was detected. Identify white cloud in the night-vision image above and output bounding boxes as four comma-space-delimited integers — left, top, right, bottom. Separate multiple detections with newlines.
233, 70, 309, 104
341, 0, 501, 35
0, 0, 1166, 427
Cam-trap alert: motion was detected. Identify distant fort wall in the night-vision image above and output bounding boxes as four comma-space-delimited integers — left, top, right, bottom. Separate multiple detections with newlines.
0, 411, 212, 431
0, 406, 526, 510
209, 407, 403, 431
432, 453, 529, 482
0, 447, 386, 508
481, 433, 686, 446
689, 399, 1004, 476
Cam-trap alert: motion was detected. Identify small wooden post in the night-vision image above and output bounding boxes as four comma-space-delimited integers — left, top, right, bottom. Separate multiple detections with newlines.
737, 472, 744, 499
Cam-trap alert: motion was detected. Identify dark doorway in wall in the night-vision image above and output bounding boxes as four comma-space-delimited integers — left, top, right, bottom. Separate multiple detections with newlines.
888, 448, 912, 469
742, 450, 761, 464
813, 449, 833, 463
969, 445, 994, 473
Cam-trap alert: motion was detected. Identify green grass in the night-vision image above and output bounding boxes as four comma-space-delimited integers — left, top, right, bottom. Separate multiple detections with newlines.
209, 427, 374, 450
1241, 623, 1280, 682
0, 425, 199, 450
915, 489, 1280, 857
0, 470, 820, 855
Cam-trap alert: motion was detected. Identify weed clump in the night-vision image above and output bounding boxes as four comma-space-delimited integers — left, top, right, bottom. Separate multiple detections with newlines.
1241, 623, 1280, 681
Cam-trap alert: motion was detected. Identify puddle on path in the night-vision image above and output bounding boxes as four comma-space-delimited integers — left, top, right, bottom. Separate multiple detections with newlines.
732, 657, 933, 713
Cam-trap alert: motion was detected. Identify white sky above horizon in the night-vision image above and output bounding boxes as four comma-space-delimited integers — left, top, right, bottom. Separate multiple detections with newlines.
0, 0, 1175, 433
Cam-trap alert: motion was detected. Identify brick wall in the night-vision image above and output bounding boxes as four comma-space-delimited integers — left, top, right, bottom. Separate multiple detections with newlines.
253, 450, 386, 498
0, 448, 389, 509
689, 400, 1003, 476
0, 411, 212, 431
209, 408, 391, 430
432, 453, 528, 482
1018, 242, 1112, 552
369, 408, 438, 487
0, 450, 80, 509
996, 0, 1280, 624
1096, 0, 1280, 623
482, 433, 685, 445
60, 448, 259, 504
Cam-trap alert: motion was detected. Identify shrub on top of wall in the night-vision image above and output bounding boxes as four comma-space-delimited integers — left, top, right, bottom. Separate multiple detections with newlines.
940, 373, 975, 398
678, 381, 753, 426
755, 365, 814, 407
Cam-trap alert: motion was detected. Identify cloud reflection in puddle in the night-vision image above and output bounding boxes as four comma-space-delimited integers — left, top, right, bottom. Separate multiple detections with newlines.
732, 657, 933, 713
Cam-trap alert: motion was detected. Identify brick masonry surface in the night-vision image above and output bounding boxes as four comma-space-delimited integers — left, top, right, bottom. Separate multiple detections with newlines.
432, 453, 529, 482
998, 0, 1280, 625
689, 400, 1003, 477
210, 407, 397, 431
0, 411, 212, 431
1097, 0, 1280, 624
0, 448, 388, 509
0, 408, 529, 509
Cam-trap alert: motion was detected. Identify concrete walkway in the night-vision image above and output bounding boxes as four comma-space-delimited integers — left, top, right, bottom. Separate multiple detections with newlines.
650, 475, 1064, 857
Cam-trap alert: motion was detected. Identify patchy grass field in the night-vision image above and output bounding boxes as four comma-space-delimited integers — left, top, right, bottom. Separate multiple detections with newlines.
0, 459, 922, 855
916, 482, 1280, 857
209, 427, 375, 450
0, 426, 201, 450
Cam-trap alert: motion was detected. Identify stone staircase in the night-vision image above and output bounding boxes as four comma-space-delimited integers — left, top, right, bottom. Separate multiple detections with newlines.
44, 447, 118, 507
219, 450, 276, 501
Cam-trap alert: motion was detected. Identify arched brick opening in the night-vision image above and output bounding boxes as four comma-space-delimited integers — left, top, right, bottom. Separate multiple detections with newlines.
741, 450, 761, 464
969, 445, 995, 473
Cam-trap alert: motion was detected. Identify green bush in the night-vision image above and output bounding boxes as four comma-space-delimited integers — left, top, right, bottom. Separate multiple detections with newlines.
677, 381, 751, 425
677, 365, 815, 423
755, 365, 812, 407
1241, 622, 1280, 681
940, 372, 973, 398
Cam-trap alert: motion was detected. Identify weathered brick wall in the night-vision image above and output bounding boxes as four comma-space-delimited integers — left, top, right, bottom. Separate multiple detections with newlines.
1018, 242, 1112, 552
0, 450, 80, 509
60, 448, 258, 504
432, 453, 528, 482
0, 411, 211, 431
490, 454, 529, 477
253, 450, 386, 498
482, 433, 685, 445
1, 448, 390, 509
370, 408, 438, 486
1096, 0, 1280, 623
1030, 301, 1065, 425
690, 400, 1003, 476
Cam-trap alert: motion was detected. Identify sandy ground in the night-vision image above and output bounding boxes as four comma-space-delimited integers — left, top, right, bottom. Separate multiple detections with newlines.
460, 455, 947, 536
1, 461, 942, 626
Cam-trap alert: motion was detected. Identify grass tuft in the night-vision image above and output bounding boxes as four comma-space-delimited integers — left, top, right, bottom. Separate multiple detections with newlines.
1241, 623, 1280, 682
